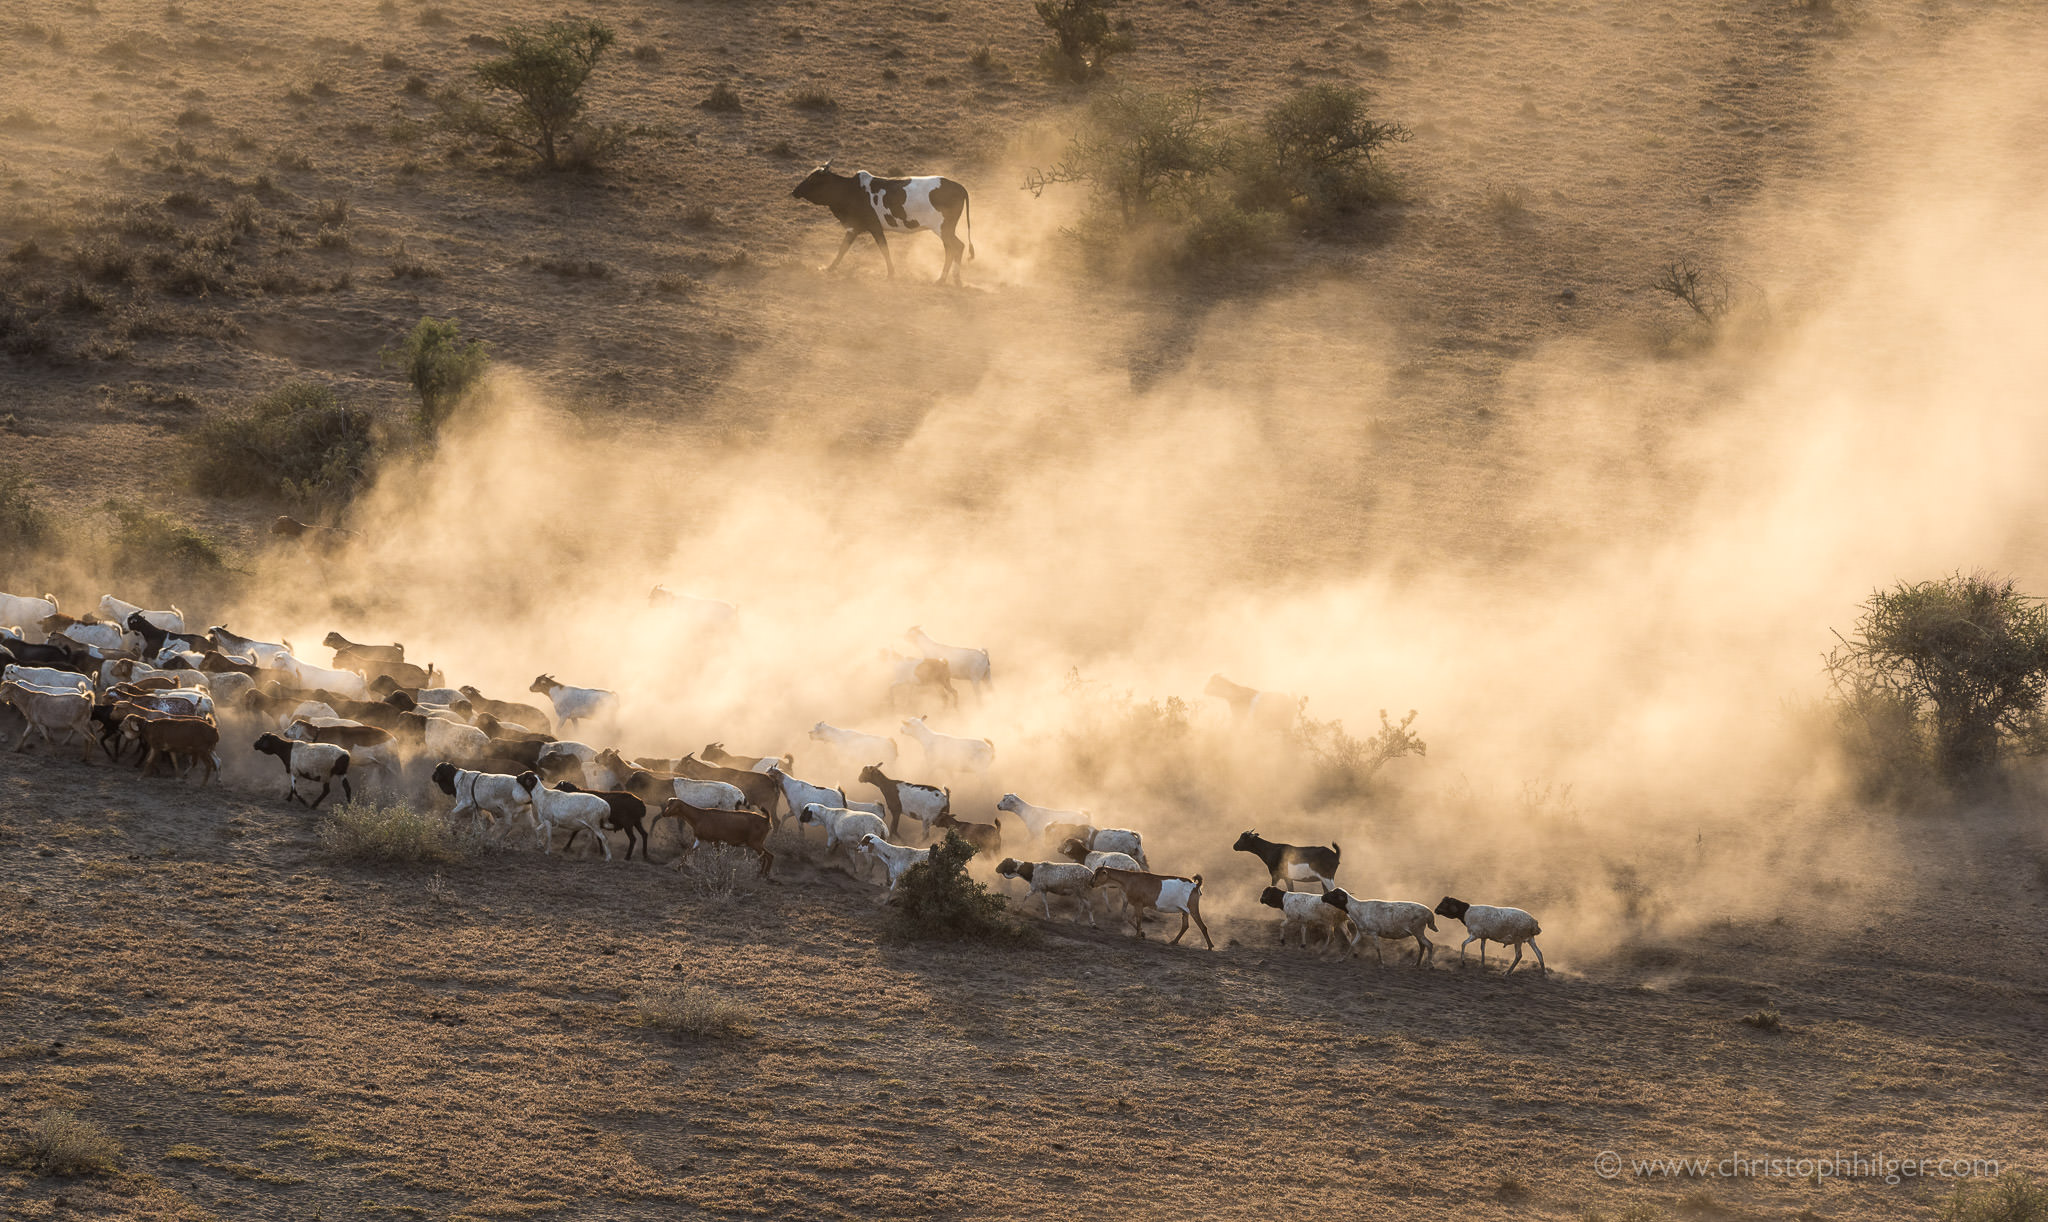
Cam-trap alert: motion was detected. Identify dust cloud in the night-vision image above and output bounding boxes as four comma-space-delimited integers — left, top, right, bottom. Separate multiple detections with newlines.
65, 14, 2048, 962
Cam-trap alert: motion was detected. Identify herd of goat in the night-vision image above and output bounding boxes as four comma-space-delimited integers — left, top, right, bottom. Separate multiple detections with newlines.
0, 587, 1547, 974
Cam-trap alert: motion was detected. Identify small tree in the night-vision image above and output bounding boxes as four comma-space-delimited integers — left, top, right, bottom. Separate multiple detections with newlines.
471, 18, 616, 170
1034, 0, 1133, 82
1826, 572, 2048, 780
382, 316, 488, 432
885, 832, 1036, 943
1025, 88, 1224, 223
1243, 84, 1409, 215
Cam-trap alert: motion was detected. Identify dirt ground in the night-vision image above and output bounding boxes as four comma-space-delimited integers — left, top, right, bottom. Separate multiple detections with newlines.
1, 747, 2045, 1221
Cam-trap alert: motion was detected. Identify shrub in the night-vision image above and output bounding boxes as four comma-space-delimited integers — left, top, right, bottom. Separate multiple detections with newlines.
968, 43, 1004, 71
1652, 259, 1729, 322
1025, 87, 1225, 224
318, 798, 468, 864
186, 381, 378, 507
1739, 1009, 1781, 1030
630, 43, 661, 62
387, 243, 441, 279
698, 82, 742, 112
632, 983, 754, 1038
789, 85, 837, 111
381, 315, 488, 432
1484, 180, 1531, 222
1239, 83, 1408, 216
1939, 1174, 2048, 1222
886, 832, 1037, 944
1034, 0, 1133, 82
103, 500, 229, 576
71, 236, 134, 281
1826, 573, 2048, 781
675, 845, 765, 903
467, 17, 617, 170
1292, 708, 1426, 803
0, 463, 53, 556
19, 1110, 121, 1177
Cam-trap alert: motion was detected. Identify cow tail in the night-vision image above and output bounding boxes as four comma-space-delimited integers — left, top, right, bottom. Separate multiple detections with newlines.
965, 189, 975, 260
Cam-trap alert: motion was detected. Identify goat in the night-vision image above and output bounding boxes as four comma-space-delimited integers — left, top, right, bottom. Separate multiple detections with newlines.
251, 733, 352, 808
994, 859, 1098, 926
658, 798, 773, 876
1260, 886, 1350, 955
647, 584, 738, 626
699, 742, 791, 773
4, 663, 91, 695
900, 716, 992, 772
882, 651, 957, 709
0, 592, 58, 641
209, 626, 294, 668
98, 596, 184, 634
671, 753, 783, 817
1321, 890, 1437, 967
51, 622, 140, 655
854, 833, 932, 897
123, 714, 221, 782
457, 686, 553, 735
1091, 867, 1212, 948
430, 763, 534, 837
528, 674, 617, 731
2, 680, 96, 760
286, 718, 398, 776
333, 649, 436, 691
994, 793, 1088, 841
1054, 837, 1139, 873
272, 516, 361, 548
1434, 897, 1545, 975
555, 781, 651, 862
857, 763, 950, 840
809, 720, 898, 766
797, 802, 890, 882
270, 653, 370, 700
1204, 674, 1301, 729
766, 766, 846, 831
321, 632, 403, 663
931, 809, 999, 856
1233, 830, 1340, 892
905, 626, 991, 693
514, 773, 615, 860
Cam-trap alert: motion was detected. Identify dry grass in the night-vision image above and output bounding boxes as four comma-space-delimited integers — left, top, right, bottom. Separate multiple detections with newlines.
316, 798, 469, 864
17, 1110, 121, 1177
630, 983, 756, 1039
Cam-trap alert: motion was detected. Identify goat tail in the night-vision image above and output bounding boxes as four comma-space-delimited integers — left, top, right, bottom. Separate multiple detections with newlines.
1332, 840, 1341, 860
43, 593, 57, 606
1426, 914, 1438, 931
1192, 873, 1204, 889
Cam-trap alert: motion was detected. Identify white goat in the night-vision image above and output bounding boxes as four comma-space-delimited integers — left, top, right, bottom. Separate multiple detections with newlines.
900, 716, 992, 772
4, 664, 91, 695
528, 674, 618, 731
431, 763, 534, 838
54, 624, 140, 654
208, 627, 294, 668
0, 593, 58, 641
1260, 887, 1351, 955
854, 833, 932, 897
271, 653, 369, 700
1435, 897, 1544, 975
995, 793, 1089, 841
994, 859, 1098, 925
2, 680, 95, 758
99, 596, 184, 634
767, 767, 846, 830
798, 802, 890, 882
517, 774, 615, 860
808, 721, 898, 766
905, 626, 991, 693
1322, 890, 1437, 967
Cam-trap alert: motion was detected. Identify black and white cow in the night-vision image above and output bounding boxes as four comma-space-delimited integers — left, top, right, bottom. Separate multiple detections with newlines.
791, 161, 975, 285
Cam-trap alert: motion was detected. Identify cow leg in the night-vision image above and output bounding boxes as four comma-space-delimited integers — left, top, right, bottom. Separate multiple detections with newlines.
870, 231, 894, 278
939, 234, 964, 285
825, 229, 858, 271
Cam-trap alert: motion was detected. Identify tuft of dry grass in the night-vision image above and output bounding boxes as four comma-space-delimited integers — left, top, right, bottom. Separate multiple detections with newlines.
18, 1110, 121, 1177
789, 84, 838, 112
673, 844, 764, 903
631, 983, 755, 1039
1939, 1173, 2048, 1222
318, 799, 469, 865
1739, 1008, 1782, 1031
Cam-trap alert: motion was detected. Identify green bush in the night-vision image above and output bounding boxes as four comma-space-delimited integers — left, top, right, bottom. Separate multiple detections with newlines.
318, 798, 469, 864
1827, 573, 2048, 780
187, 382, 378, 507
1239, 84, 1408, 216
382, 315, 488, 432
466, 17, 617, 170
0, 463, 53, 556
103, 500, 229, 576
18, 1110, 121, 1177
1034, 0, 1133, 82
886, 832, 1037, 944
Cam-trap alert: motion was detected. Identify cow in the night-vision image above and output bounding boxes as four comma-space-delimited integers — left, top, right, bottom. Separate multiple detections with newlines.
791, 161, 975, 285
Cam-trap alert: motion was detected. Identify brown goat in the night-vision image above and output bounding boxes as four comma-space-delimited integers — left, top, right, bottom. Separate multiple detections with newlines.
932, 809, 1000, 856
121, 714, 220, 782
658, 798, 773, 877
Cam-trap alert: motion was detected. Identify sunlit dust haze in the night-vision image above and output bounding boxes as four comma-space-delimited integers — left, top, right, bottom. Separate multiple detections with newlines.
36, 11, 2048, 966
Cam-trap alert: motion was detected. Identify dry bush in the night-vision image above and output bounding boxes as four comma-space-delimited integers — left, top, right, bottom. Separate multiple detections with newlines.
318, 798, 470, 865
16, 1110, 121, 1177
462, 17, 619, 170
789, 85, 837, 111
674, 844, 764, 904
632, 983, 755, 1039
1940, 1174, 2048, 1222
1651, 258, 1729, 322
0, 463, 53, 558
388, 243, 441, 280
1484, 180, 1531, 222
187, 380, 379, 507
102, 499, 231, 584
1292, 708, 1427, 805
1739, 1008, 1782, 1030
698, 82, 742, 113
1035, 0, 1133, 81
886, 832, 1037, 944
